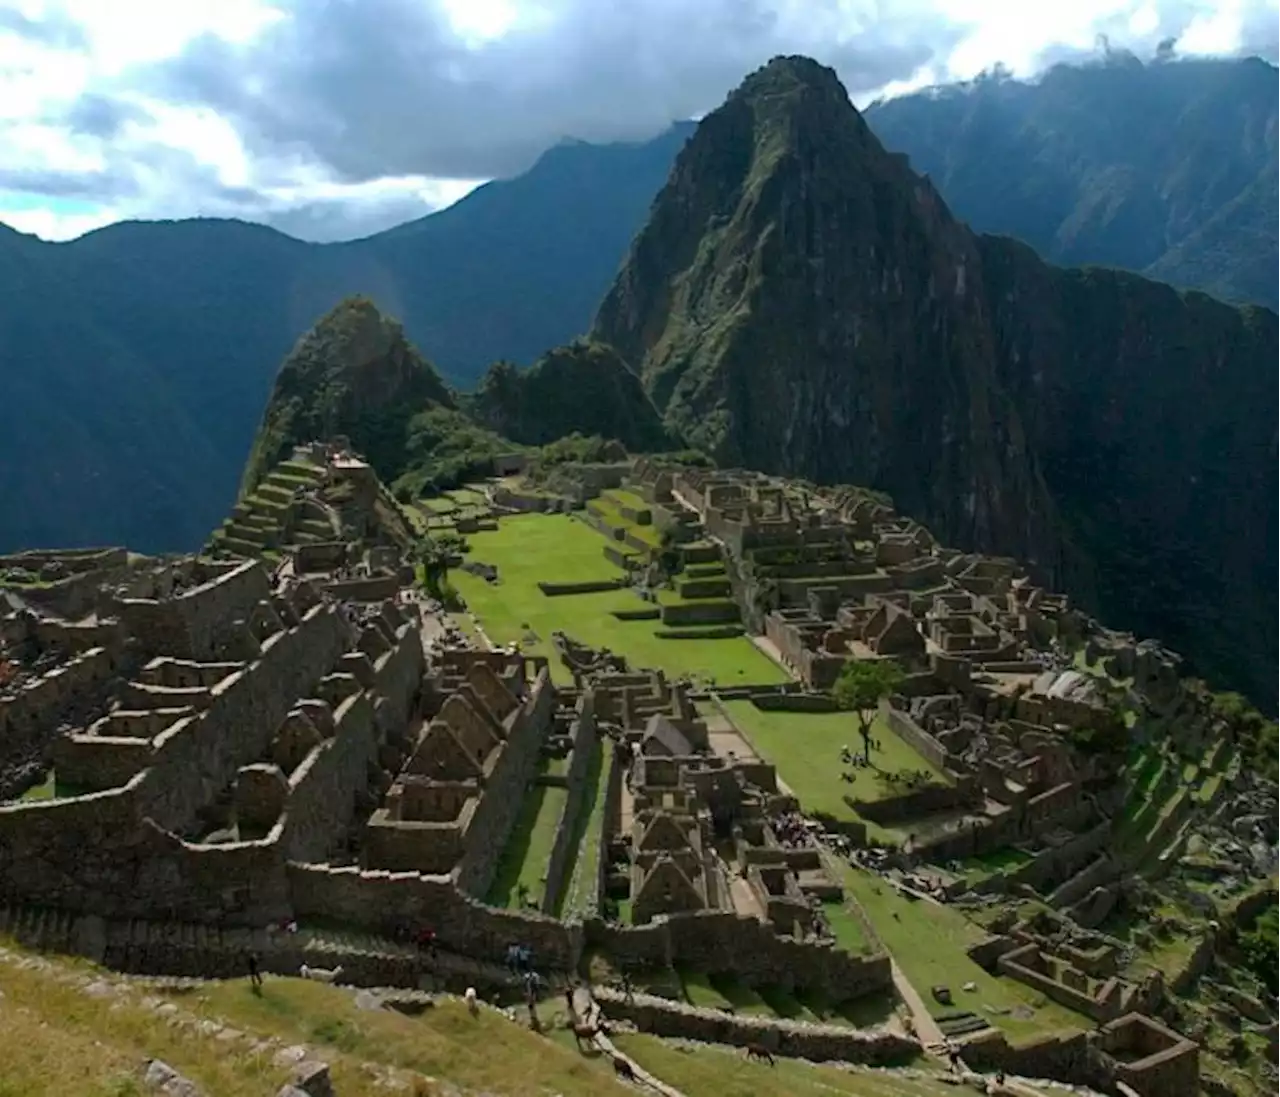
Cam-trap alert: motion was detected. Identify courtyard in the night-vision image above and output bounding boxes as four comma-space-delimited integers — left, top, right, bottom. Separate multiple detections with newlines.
719, 700, 950, 840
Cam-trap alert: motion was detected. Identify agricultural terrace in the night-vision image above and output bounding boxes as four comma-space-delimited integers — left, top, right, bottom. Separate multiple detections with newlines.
720, 700, 950, 842
450, 513, 788, 686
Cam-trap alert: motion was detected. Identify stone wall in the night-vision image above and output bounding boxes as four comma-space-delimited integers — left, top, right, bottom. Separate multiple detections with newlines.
884, 706, 952, 772
851, 781, 978, 825
453, 670, 554, 897
321, 576, 401, 602
52, 734, 154, 791
135, 605, 353, 833
0, 645, 120, 787
287, 862, 582, 970
662, 910, 891, 999
279, 692, 377, 862
0, 604, 352, 918
118, 561, 272, 660
541, 693, 597, 914
594, 987, 918, 1064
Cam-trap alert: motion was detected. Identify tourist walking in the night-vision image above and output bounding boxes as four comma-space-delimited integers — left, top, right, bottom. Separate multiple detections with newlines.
247, 951, 263, 991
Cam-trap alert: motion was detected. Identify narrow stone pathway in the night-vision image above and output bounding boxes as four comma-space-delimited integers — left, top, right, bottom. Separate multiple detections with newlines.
887, 958, 947, 1049
573, 986, 687, 1097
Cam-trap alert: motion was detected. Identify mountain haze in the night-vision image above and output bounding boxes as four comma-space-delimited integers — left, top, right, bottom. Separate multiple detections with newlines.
593, 55, 1278, 709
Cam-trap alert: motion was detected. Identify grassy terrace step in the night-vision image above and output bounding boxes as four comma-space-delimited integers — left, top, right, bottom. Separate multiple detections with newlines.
256, 482, 295, 504
683, 563, 727, 578
220, 535, 262, 557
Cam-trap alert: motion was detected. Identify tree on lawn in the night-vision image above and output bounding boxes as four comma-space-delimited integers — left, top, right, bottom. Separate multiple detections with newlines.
413, 533, 465, 600
833, 660, 905, 763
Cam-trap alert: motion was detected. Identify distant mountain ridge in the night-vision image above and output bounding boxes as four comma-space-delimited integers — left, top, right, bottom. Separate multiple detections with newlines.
0, 56, 1274, 563
0, 125, 693, 554
865, 54, 1278, 309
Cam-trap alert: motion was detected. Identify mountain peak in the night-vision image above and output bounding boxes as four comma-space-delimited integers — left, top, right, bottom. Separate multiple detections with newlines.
734, 55, 851, 103
242, 295, 454, 493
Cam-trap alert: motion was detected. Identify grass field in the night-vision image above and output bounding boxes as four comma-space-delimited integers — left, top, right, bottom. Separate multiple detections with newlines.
0, 943, 632, 1097
558, 741, 610, 918
837, 865, 1090, 1041
720, 701, 948, 839
451, 514, 787, 686
486, 784, 568, 909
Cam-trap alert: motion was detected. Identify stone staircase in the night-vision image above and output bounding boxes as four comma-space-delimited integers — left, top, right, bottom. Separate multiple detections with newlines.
210, 459, 332, 559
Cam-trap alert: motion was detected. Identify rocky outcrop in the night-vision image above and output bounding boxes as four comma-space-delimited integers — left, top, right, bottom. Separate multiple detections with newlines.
593, 55, 1278, 710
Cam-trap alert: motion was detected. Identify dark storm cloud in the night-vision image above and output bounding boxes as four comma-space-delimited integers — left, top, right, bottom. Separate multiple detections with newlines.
0, 164, 139, 200
60, 93, 152, 139
142, 0, 966, 182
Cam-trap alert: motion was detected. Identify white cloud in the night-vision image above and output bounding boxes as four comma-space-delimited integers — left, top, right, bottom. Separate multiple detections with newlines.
0, 0, 1275, 242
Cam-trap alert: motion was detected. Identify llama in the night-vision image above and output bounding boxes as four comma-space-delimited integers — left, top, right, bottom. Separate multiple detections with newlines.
298, 964, 344, 983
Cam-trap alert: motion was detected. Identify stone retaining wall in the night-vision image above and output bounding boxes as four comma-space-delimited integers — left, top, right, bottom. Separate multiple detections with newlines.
288, 862, 583, 971
537, 579, 629, 596
594, 987, 919, 1064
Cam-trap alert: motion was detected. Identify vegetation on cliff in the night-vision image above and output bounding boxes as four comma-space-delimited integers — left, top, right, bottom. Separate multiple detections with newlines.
471, 339, 671, 450
243, 296, 459, 494
593, 55, 1278, 710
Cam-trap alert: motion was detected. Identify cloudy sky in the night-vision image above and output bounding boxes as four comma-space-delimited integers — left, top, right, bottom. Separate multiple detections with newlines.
1, 0, 1276, 243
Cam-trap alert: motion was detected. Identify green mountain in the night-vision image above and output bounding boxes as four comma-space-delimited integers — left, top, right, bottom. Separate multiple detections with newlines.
864, 54, 1278, 308
245, 298, 673, 503
0, 126, 692, 554
470, 340, 670, 449
592, 56, 1278, 710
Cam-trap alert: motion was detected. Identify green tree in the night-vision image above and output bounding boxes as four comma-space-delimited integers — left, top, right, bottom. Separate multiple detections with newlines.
1239, 906, 1278, 996
833, 660, 905, 763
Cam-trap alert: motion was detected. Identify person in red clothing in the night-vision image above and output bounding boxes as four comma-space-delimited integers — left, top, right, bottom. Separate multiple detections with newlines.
416, 926, 438, 960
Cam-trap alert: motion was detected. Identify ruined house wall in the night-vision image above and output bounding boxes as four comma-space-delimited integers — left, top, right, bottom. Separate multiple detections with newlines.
452, 671, 554, 897
135, 605, 352, 833
591, 738, 626, 916
959, 1030, 1098, 1089
279, 692, 377, 863
368, 622, 425, 735
0, 645, 120, 782
119, 561, 272, 660
541, 693, 597, 914
976, 821, 1111, 895
884, 706, 952, 772
0, 778, 144, 907
52, 734, 154, 791
321, 576, 401, 602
